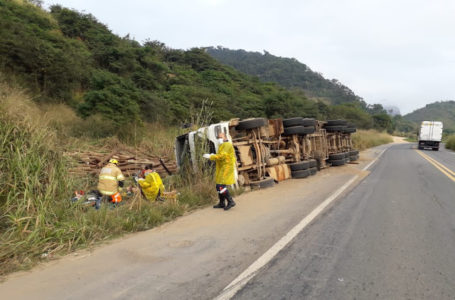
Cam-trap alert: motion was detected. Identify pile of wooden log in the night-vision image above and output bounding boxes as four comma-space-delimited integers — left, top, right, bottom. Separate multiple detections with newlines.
67, 150, 177, 178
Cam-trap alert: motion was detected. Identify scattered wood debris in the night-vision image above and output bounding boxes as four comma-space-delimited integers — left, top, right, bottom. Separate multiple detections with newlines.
66, 150, 177, 178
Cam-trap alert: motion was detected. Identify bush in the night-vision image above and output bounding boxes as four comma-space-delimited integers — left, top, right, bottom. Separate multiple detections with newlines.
352, 130, 393, 150
445, 135, 455, 151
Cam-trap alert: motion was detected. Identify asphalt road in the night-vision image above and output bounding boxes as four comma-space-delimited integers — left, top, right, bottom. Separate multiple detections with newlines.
233, 143, 455, 299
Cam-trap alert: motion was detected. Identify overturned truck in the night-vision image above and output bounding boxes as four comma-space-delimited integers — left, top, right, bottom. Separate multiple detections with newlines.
175, 117, 358, 189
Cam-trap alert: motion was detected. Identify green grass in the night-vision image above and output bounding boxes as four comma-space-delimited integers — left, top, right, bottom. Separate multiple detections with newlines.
445, 135, 455, 151
0, 83, 217, 277
352, 130, 394, 150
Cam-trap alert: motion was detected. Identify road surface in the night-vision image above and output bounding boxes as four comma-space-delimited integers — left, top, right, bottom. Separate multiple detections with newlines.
2, 142, 455, 300
233, 143, 455, 299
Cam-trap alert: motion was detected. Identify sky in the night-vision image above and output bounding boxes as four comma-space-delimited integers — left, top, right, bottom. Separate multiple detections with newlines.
44, 0, 455, 114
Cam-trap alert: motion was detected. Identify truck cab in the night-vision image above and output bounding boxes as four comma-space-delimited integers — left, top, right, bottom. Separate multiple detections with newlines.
175, 121, 238, 180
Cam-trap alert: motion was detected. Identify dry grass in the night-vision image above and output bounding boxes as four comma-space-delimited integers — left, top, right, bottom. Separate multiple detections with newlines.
352, 129, 393, 150
0, 78, 217, 277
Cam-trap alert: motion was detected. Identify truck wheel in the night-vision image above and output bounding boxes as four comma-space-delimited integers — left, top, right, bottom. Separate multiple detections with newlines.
289, 161, 310, 171
284, 126, 316, 135
309, 159, 317, 168
324, 125, 346, 132
309, 167, 317, 175
282, 118, 316, 127
301, 118, 316, 126
250, 177, 275, 189
432, 148, 439, 151
329, 153, 345, 160
327, 119, 348, 126
283, 126, 305, 135
349, 150, 359, 156
300, 126, 315, 135
330, 159, 345, 166
236, 118, 267, 130
342, 128, 357, 133
292, 169, 310, 179
283, 117, 303, 127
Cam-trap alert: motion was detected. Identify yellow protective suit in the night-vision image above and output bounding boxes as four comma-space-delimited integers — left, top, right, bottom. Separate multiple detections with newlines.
97, 163, 125, 196
210, 141, 236, 185
138, 171, 165, 201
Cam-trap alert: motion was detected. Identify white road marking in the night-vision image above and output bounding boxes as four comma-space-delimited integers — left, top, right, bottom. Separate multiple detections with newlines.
362, 148, 387, 171
214, 147, 388, 300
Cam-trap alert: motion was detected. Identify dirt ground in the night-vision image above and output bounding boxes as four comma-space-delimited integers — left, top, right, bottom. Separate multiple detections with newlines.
392, 136, 408, 143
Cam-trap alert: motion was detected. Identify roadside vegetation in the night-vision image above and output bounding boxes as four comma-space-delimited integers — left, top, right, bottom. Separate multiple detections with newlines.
445, 135, 455, 151
0, 81, 217, 277
352, 130, 394, 150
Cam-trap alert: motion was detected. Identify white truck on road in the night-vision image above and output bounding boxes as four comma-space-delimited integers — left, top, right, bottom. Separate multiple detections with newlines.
418, 121, 443, 151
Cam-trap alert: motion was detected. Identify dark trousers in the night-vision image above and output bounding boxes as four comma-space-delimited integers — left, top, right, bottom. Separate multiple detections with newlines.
216, 184, 234, 205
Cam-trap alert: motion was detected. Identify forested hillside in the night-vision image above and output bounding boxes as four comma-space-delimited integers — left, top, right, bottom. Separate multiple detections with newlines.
206, 47, 365, 106
405, 101, 455, 133
0, 0, 395, 136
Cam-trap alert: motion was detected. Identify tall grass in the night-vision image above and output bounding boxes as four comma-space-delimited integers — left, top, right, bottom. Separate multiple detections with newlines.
0, 81, 217, 277
352, 129, 393, 150
445, 135, 455, 151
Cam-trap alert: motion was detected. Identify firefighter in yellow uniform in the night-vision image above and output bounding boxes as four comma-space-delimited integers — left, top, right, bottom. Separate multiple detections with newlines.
137, 165, 165, 201
203, 132, 237, 210
97, 158, 125, 208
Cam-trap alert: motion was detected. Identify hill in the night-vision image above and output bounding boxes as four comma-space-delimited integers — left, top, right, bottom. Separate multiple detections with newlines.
404, 101, 455, 133
0, 0, 394, 137
206, 47, 365, 106
0, 1, 323, 128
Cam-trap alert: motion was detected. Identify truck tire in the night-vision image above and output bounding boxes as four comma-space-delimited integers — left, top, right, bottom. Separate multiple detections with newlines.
309, 159, 317, 168
301, 118, 316, 127
329, 153, 345, 160
292, 169, 311, 179
289, 161, 310, 171
309, 167, 317, 175
349, 150, 359, 156
284, 126, 315, 135
327, 119, 348, 126
250, 177, 275, 189
282, 118, 316, 127
432, 148, 439, 151
300, 126, 315, 135
330, 159, 345, 166
236, 118, 267, 130
343, 128, 356, 133
283, 117, 303, 127
324, 125, 346, 132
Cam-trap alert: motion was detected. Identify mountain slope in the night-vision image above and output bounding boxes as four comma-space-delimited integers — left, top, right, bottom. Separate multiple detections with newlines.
0, 1, 394, 134
404, 101, 455, 133
206, 47, 365, 107
0, 1, 325, 126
